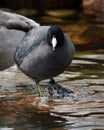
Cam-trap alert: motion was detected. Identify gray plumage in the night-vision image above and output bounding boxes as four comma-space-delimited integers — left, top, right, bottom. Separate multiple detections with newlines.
14, 26, 75, 84
0, 10, 39, 70
0, 27, 25, 70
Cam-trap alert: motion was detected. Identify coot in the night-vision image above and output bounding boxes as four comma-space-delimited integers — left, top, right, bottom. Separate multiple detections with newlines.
14, 25, 75, 96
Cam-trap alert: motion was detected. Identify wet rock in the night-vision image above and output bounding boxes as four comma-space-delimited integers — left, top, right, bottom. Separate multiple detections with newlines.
82, 0, 104, 23
0, 65, 34, 93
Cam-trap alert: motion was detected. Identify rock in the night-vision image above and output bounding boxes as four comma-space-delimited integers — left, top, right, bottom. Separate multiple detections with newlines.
82, 0, 104, 23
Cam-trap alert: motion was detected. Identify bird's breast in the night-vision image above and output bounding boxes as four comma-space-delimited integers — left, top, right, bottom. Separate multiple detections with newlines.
20, 43, 70, 81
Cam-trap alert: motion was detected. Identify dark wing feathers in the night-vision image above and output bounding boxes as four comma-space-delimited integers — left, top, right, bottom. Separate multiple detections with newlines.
14, 26, 49, 65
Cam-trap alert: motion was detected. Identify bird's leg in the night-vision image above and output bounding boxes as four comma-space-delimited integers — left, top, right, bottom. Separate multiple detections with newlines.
36, 83, 43, 97
48, 82, 54, 96
49, 78, 74, 97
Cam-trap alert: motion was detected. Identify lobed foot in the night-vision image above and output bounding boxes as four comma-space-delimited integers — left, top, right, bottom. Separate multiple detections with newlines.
48, 79, 74, 97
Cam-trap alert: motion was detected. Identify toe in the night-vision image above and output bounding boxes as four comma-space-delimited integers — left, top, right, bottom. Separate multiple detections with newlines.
48, 84, 54, 96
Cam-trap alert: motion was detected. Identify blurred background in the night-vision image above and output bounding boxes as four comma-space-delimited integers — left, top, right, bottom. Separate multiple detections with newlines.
0, 0, 104, 51
0, 1, 104, 130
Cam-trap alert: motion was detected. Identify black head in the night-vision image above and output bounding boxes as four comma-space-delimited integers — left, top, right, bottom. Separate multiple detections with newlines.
47, 25, 65, 50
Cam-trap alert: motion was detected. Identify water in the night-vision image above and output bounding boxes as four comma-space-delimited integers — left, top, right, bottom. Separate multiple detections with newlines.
0, 10, 104, 130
